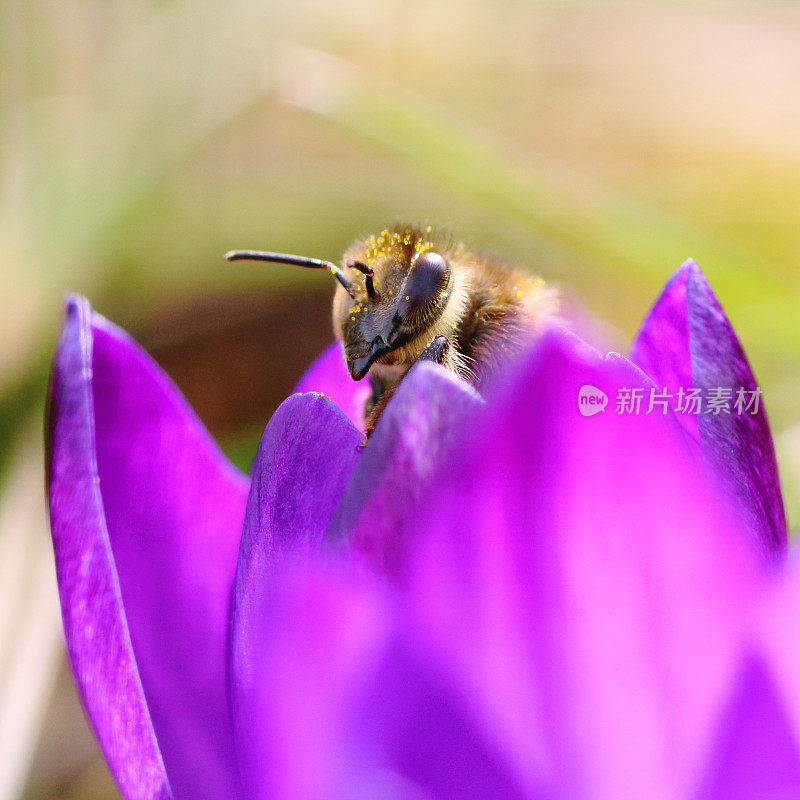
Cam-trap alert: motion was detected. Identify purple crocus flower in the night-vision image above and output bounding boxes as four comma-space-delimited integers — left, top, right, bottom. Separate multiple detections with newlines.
46, 259, 797, 800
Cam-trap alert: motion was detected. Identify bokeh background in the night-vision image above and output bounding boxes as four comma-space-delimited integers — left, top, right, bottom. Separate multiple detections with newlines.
2, 0, 800, 797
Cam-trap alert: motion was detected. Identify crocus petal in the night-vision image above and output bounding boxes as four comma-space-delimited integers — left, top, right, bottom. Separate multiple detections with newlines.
630, 260, 787, 557
692, 655, 800, 800
48, 298, 172, 800
47, 296, 248, 800
230, 558, 535, 800
402, 332, 763, 800
229, 392, 361, 796
293, 341, 371, 430
629, 266, 695, 436
325, 362, 482, 578
230, 562, 388, 800
235, 392, 361, 576
349, 633, 536, 800
743, 555, 800, 797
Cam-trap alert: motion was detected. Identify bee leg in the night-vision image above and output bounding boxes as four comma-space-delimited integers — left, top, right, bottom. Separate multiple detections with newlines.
418, 335, 450, 365
364, 388, 394, 436
364, 337, 451, 436
363, 371, 396, 435
362, 372, 382, 422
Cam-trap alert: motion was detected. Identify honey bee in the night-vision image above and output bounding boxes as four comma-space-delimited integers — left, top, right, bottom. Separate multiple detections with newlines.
227, 224, 558, 431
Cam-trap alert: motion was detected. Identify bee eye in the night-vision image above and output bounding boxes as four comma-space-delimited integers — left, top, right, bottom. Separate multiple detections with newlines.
401, 251, 449, 314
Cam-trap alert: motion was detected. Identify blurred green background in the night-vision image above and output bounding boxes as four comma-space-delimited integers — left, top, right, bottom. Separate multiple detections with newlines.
2, 0, 800, 797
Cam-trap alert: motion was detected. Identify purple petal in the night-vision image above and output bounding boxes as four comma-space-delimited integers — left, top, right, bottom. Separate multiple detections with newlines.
293, 341, 371, 430
229, 564, 388, 800
48, 298, 172, 800
749, 556, 800, 794
236, 392, 361, 573
325, 362, 482, 578
230, 560, 535, 800
229, 392, 361, 795
403, 332, 763, 799
351, 634, 536, 800
48, 296, 248, 800
692, 655, 800, 800
631, 260, 787, 557
629, 267, 695, 436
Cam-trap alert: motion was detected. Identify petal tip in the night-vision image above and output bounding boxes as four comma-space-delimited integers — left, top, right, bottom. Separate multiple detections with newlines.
292, 390, 362, 427
681, 257, 701, 272
407, 359, 483, 402
685, 261, 717, 300
62, 293, 92, 322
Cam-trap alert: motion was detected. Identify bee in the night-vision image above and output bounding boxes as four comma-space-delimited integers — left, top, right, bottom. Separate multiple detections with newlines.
227, 224, 558, 432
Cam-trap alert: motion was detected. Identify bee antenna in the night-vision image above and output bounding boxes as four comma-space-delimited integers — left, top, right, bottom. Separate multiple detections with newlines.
225, 249, 355, 298
346, 259, 378, 301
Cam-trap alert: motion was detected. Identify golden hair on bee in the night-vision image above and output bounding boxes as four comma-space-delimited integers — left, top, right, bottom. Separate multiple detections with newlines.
227, 224, 558, 432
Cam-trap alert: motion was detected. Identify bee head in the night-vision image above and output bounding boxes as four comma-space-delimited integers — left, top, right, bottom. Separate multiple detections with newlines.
225, 225, 456, 382
333, 228, 453, 380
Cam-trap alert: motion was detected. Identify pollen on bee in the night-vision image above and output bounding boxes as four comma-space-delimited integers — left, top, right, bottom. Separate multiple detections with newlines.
405, 295, 410, 300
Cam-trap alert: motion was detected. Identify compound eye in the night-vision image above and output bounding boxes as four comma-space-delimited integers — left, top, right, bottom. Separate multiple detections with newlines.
401, 251, 449, 315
